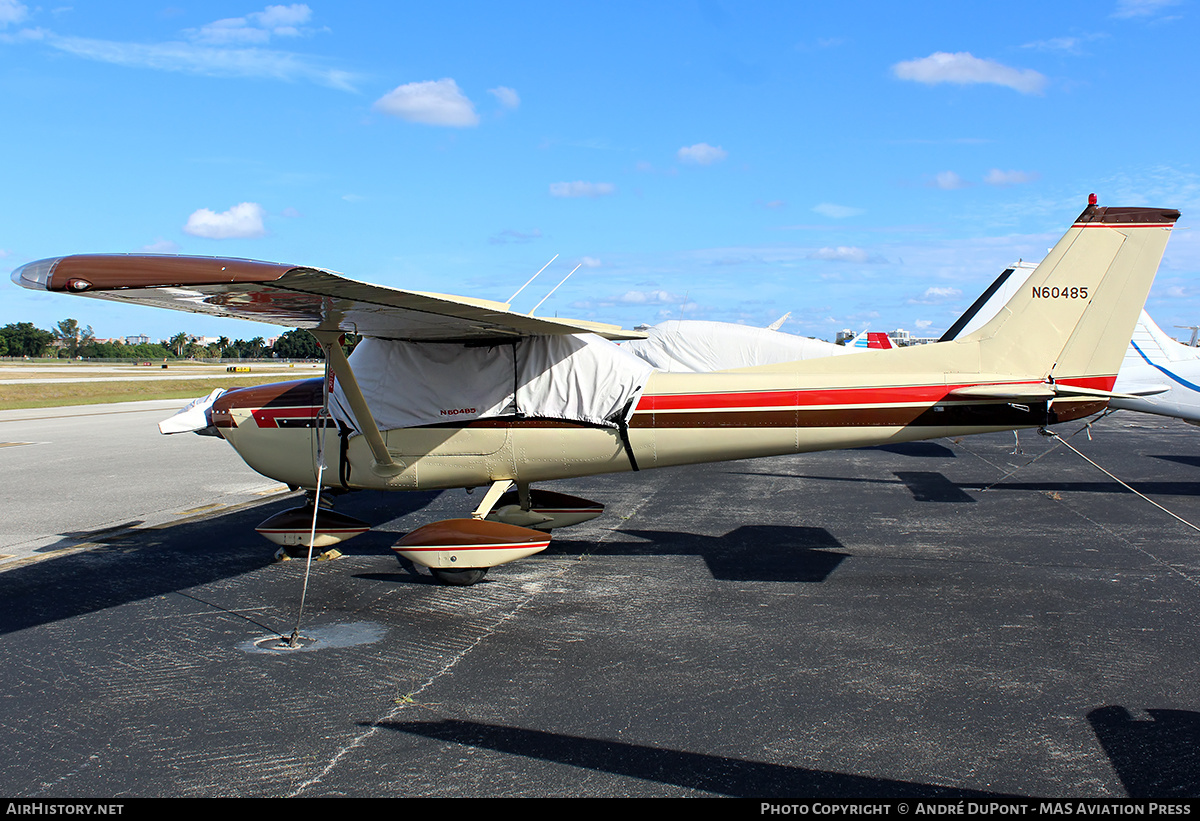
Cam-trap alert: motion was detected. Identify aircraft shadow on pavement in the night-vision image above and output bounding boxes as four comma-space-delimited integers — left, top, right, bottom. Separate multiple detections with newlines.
555, 525, 849, 583
36, 520, 146, 553
729, 469, 975, 504
966, 480, 1200, 497
864, 442, 957, 458
894, 472, 976, 503
0, 490, 440, 636
372, 718, 1018, 798
1088, 706, 1200, 798
1148, 454, 1200, 471
735, 470, 1200, 501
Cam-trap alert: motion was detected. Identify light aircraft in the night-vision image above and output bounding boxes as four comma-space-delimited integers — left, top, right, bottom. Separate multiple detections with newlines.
11, 200, 1179, 584
940, 261, 1200, 424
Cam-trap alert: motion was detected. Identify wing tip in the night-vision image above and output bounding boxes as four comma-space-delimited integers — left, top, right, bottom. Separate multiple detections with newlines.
11, 257, 63, 291
14, 253, 294, 292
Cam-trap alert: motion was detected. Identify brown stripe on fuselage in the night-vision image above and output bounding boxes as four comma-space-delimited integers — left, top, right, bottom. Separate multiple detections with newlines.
212, 376, 1106, 433
629, 399, 1104, 429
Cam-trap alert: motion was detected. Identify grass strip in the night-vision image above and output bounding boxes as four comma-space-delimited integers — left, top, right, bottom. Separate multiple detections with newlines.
0, 378, 257, 410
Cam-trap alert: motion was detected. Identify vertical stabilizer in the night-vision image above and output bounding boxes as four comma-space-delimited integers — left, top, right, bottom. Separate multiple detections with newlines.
961, 204, 1178, 386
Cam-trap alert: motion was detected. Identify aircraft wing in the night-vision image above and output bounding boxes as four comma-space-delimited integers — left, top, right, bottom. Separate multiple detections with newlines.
11, 254, 645, 342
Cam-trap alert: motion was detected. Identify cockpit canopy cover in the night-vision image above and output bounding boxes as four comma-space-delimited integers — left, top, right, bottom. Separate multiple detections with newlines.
330, 333, 654, 432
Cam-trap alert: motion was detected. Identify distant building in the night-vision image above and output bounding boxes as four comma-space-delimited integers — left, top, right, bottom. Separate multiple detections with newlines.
835, 329, 855, 345
126, 334, 150, 345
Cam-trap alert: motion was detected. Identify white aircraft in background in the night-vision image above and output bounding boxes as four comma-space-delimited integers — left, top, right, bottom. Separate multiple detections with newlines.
622, 323, 890, 373
941, 261, 1200, 424
632, 260, 1198, 426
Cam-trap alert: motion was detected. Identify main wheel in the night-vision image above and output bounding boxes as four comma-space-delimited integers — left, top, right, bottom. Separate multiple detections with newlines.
430, 567, 488, 586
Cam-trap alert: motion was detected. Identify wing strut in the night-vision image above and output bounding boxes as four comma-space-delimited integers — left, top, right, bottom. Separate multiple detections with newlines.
311, 330, 405, 478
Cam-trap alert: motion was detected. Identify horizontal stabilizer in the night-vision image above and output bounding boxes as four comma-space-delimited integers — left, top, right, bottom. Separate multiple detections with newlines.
945, 384, 1055, 401
945, 382, 1163, 402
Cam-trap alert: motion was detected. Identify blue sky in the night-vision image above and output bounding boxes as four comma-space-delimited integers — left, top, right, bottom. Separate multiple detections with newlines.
2, 0, 1198, 343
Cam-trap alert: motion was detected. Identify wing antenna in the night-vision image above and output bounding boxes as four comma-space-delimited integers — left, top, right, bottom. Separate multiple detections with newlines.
507, 254, 559, 304
529, 263, 582, 316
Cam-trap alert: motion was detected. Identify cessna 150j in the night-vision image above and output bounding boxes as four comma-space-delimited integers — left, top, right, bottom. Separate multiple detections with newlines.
11, 200, 1180, 584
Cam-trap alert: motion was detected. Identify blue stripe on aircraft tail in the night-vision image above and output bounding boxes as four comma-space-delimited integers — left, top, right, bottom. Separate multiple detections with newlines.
1130, 340, 1200, 392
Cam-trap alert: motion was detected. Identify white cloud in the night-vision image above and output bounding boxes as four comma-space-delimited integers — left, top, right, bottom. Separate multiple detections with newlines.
183, 202, 267, 239
984, 169, 1040, 186
812, 202, 865, 218
0, 0, 28, 28
1112, 0, 1180, 18
580, 256, 601, 267
1021, 34, 1109, 55
908, 287, 963, 306
189, 5, 313, 45
933, 170, 969, 190
923, 286, 961, 299
373, 78, 479, 127
41, 33, 356, 90
915, 319, 933, 329
677, 142, 728, 165
488, 86, 520, 109
191, 18, 271, 45
142, 238, 181, 253
1023, 37, 1080, 52
253, 4, 313, 29
549, 181, 615, 198
489, 228, 542, 245
619, 290, 684, 304
808, 246, 884, 264
892, 52, 1047, 95
2, 6, 355, 89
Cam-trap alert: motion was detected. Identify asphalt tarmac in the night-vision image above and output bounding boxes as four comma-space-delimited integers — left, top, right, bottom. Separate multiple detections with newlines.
0, 400, 289, 561
2, 410, 1199, 798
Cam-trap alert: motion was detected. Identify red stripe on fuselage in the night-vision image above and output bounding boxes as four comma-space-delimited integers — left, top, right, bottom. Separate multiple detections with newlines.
634, 378, 1113, 413
234, 375, 1118, 427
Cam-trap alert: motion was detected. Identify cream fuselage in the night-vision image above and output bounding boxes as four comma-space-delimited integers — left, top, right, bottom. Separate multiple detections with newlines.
211, 364, 1106, 493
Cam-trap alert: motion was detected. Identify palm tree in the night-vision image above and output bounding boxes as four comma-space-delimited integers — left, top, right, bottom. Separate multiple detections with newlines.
168, 332, 190, 358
